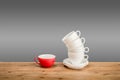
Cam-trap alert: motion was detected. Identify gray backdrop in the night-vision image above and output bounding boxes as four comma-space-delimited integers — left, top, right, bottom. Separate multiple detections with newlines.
0, 0, 120, 62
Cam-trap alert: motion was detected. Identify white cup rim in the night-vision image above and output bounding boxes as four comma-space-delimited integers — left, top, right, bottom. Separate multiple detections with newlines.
62, 31, 75, 41
38, 54, 56, 59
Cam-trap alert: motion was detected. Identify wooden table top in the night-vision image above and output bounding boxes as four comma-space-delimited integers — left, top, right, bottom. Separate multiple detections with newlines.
0, 62, 120, 80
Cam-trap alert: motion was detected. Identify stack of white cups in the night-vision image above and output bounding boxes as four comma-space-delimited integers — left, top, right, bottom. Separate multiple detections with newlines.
62, 30, 89, 69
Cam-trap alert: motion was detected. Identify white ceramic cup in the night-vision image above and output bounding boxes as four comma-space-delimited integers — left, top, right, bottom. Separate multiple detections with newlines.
71, 37, 86, 45
66, 37, 85, 49
68, 47, 89, 53
68, 52, 89, 65
62, 30, 81, 44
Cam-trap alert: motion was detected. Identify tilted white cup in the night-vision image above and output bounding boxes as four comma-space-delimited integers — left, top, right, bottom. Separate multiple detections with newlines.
71, 37, 86, 45
66, 37, 85, 50
62, 30, 81, 44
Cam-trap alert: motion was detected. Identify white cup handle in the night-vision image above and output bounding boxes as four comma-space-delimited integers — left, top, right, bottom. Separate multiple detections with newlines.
81, 37, 86, 44
76, 30, 81, 37
84, 54, 89, 60
84, 47, 89, 53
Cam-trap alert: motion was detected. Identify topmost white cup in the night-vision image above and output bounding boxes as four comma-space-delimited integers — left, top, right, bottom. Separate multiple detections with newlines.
62, 30, 81, 43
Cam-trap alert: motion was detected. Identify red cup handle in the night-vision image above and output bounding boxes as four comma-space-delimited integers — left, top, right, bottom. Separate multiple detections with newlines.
34, 56, 40, 64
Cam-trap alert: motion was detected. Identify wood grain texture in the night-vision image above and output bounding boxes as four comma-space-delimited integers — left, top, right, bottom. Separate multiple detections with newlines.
0, 62, 120, 80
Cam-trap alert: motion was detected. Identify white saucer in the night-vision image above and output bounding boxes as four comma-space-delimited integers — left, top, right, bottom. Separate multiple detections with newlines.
63, 58, 89, 69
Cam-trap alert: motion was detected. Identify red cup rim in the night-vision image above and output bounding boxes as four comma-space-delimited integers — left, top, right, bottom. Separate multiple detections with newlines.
38, 54, 56, 59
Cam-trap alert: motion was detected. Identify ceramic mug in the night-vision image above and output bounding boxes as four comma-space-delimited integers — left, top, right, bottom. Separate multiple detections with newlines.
68, 52, 89, 65
62, 30, 81, 44
34, 54, 56, 68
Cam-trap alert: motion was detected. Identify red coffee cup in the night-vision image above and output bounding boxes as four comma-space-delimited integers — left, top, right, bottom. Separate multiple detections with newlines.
34, 54, 56, 68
